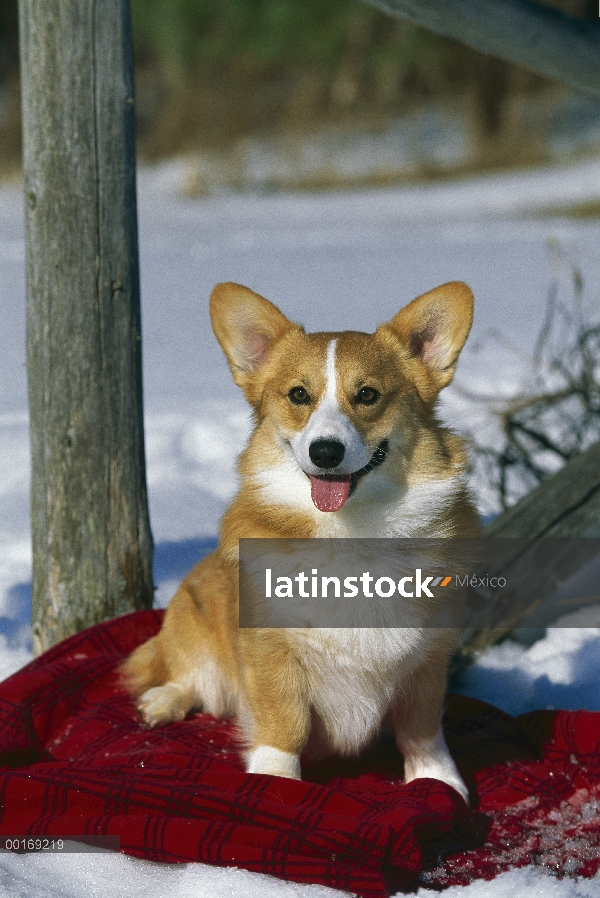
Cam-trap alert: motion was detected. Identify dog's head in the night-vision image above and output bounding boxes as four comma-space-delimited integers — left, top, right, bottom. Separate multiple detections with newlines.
210, 282, 473, 512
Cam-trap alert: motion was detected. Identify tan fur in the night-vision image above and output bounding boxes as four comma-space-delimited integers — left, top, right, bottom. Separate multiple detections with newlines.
121, 280, 481, 802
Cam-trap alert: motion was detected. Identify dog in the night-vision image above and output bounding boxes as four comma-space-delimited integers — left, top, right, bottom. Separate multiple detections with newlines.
122, 280, 481, 802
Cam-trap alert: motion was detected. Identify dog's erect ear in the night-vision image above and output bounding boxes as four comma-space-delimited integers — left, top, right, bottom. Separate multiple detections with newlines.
210, 282, 297, 388
383, 281, 474, 393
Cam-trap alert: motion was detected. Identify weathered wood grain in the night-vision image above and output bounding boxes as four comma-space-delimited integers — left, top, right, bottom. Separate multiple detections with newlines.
19, 0, 154, 653
485, 440, 600, 540
456, 440, 600, 667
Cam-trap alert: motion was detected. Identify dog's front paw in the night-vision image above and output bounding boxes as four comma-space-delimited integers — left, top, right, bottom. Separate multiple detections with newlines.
137, 683, 191, 727
246, 745, 301, 779
405, 761, 469, 804
402, 731, 469, 804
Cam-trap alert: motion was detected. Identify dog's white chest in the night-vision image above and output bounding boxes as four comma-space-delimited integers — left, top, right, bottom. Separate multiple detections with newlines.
289, 627, 427, 756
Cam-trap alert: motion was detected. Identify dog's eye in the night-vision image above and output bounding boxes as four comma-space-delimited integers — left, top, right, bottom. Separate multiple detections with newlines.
356, 387, 379, 405
288, 386, 310, 405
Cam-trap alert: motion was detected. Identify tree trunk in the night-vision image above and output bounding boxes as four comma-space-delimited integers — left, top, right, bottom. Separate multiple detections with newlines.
360, 0, 600, 97
484, 440, 600, 541
19, 0, 154, 654
456, 440, 600, 667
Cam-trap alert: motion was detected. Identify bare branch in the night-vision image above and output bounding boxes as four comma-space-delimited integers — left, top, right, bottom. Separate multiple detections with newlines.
462, 254, 600, 514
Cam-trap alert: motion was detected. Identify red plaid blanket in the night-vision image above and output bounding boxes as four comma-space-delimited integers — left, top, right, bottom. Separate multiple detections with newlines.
0, 611, 599, 896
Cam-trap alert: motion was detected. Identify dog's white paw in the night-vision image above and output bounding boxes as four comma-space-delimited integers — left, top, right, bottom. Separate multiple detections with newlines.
246, 746, 301, 779
406, 760, 469, 804
401, 730, 469, 804
137, 683, 190, 727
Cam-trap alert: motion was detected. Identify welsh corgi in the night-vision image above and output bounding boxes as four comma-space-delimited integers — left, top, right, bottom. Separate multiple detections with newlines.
122, 280, 481, 802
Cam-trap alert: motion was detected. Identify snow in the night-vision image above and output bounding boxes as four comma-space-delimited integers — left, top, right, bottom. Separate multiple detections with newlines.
0, 849, 343, 898
1, 160, 600, 894
455, 607, 600, 717
421, 866, 600, 898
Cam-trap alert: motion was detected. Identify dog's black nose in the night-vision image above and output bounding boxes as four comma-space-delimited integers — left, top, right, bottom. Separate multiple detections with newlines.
309, 439, 345, 469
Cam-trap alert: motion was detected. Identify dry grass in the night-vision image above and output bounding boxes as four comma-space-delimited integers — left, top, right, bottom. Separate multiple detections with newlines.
461, 247, 600, 511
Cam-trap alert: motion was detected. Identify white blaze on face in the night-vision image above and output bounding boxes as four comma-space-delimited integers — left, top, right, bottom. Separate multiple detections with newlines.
289, 339, 371, 478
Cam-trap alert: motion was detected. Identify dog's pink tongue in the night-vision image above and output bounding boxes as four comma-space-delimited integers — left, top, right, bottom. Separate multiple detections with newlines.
310, 475, 351, 512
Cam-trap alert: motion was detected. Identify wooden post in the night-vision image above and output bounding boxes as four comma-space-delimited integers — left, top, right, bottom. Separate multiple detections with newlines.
18, 0, 154, 653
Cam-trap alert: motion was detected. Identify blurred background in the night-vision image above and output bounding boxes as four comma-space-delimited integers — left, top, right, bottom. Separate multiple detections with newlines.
1, 0, 600, 688
1, 0, 600, 191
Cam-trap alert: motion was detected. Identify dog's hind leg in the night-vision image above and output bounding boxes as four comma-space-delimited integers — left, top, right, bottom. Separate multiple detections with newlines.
122, 550, 239, 728
120, 634, 168, 699
137, 681, 196, 727
120, 633, 196, 726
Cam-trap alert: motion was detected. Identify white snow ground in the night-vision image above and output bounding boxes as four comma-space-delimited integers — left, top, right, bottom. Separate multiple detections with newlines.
1, 159, 600, 895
